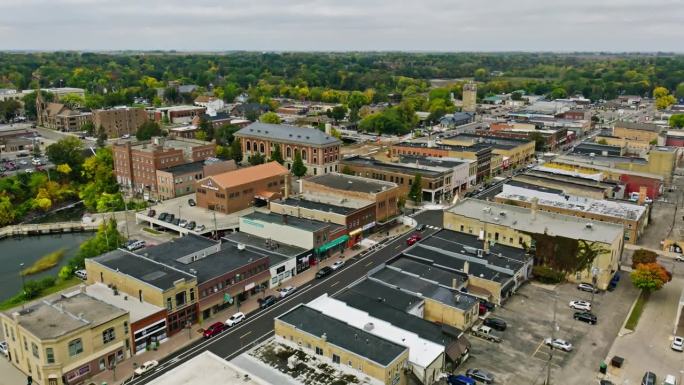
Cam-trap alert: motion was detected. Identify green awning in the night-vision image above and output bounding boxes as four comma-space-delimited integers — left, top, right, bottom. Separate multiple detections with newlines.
317, 235, 349, 253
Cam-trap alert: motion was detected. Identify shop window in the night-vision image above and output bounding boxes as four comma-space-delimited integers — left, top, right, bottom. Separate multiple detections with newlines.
102, 327, 116, 344
46, 348, 54, 364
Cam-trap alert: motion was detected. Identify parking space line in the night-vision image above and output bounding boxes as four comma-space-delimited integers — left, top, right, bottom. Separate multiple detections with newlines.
330, 281, 340, 288
531, 339, 545, 357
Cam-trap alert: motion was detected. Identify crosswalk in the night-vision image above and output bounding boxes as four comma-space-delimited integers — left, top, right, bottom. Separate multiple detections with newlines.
424, 225, 440, 230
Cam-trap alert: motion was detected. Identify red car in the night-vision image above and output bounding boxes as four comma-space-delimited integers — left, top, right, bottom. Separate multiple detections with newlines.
203, 322, 225, 338
406, 233, 422, 246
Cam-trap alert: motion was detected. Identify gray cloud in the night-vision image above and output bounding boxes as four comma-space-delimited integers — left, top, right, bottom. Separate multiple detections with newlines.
0, 0, 682, 51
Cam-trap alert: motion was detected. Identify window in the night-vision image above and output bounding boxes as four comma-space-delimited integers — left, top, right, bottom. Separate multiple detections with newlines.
23, 336, 27, 350
176, 291, 187, 307
124, 321, 129, 334
31, 342, 39, 359
332, 354, 340, 364
68, 339, 83, 357
190, 288, 195, 302
102, 327, 116, 344
315, 347, 323, 355
167, 298, 173, 311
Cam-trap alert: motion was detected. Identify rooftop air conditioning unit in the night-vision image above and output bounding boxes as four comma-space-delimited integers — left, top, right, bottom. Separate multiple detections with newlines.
237, 243, 246, 250
586, 223, 593, 229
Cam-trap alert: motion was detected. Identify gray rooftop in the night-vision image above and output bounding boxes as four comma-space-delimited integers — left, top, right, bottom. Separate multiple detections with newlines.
92, 249, 195, 290
137, 234, 219, 262
342, 156, 449, 178
222, 231, 309, 261
275, 197, 356, 216
399, 155, 470, 169
242, 211, 339, 233
370, 267, 478, 311
305, 172, 398, 194
85, 283, 163, 323
344, 278, 423, 312
159, 160, 205, 175
8, 292, 128, 340
278, 305, 407, 366
235, 122, 341, 146
388, 257, 468, 288
614, 121, 662, 132
447, 199, 624, 244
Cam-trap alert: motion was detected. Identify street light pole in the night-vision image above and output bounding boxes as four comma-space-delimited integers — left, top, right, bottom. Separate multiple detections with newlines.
545, 291, 558, 385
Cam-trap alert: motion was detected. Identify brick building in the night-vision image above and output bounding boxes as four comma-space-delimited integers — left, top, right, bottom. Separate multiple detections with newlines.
113, 137, 215, 199
195, 161, 290, 214
234, 122, 342, 176
391, 142, 493, 183
148, 106, 206, 124
92, 107, 148, 138
156, 159, 237, 200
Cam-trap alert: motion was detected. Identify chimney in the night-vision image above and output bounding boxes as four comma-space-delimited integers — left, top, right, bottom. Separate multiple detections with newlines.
638, 186, 648, 205
530, 197, 539, 219
463, 261, 470, 275
325, 123, 332, 135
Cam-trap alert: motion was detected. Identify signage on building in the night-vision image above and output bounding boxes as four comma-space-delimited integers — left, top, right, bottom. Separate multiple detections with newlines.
362, 221, 376, 231
242, 218, 264, 228
201, 179, 219, 191
244, 282, 255, 291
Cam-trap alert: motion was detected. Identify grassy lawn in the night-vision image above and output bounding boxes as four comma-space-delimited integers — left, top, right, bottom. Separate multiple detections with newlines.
625, 291, 650, 330
0, 277, 82, 311
142, 227, 162, 235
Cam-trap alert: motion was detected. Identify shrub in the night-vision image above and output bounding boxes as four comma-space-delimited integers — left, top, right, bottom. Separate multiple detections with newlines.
21, 249, 66, 276
532, 265, 565, 284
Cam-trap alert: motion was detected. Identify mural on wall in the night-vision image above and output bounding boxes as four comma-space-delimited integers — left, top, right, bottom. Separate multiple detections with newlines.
530, 233, 608, 273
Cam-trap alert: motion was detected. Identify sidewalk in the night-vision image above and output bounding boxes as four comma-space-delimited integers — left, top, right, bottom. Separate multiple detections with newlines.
89, 222, 413, 385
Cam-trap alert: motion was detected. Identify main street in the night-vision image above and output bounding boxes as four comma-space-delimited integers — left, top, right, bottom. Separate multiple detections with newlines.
128, 224, 442, 385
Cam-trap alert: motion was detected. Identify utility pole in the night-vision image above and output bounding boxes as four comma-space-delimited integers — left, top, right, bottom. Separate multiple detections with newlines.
123, 199, 130, 239
19, 263, 26, 309
545, 291, 558, 385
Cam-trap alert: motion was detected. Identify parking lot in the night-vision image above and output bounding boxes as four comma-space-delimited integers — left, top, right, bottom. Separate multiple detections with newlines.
456, 273, 639, 385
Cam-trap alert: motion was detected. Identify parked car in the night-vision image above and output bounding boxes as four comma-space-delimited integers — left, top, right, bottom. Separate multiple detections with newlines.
172, 218, 180, 226
165, 214, 175, 223
544, 338, 573, 352
158, 212, 167, 221
641, 371, 656, 385
134, 360, 159, 376
278, 286, 296, 298
0, 341, 8, 358
569, 300, 592, 311
672, 336, 684, 352
195, 224, 206, 232
19, 160, 28, 165
203, 322, 225, 338
406, 233, 422, 246
179, 219, 188, 228
121, 134, 130, 139
188, 198, 196, 206
316, 266, 333, 279
31, 158, 42, 166
664, 374, 677, 385
676, 255, 684, 262
186, 221, 196, 230
147, 209, 156, 217
416, 224, 427, 231
126, 240, 146, 251
74, 269, 87, 280
465, 368, 495, 384
447, 374, 476, 385
259, 295, 277, 309
331, 260, 345, 270
483, 317, 507, 331
225, 312, 245, 327
577, 283, 598, 293
573, 311, 597, 325
24, 168, 34, 173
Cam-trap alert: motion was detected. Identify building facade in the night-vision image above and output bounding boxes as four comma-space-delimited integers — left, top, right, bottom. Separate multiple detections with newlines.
234, 122, 342, 176
156, 159, 237, 200
462, 82, 477, 113
92, 107, 148, 138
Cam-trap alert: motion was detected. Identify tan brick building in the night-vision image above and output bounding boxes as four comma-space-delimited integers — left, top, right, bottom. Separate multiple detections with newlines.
195, 161, 290, 214
113, 137, 215, 199
156, 159, 237, 200
92, 107, 148, 138
301, 173, 401, 222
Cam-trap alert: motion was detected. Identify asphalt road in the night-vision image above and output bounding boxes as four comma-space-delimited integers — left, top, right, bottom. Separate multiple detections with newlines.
129, 224, 441, 384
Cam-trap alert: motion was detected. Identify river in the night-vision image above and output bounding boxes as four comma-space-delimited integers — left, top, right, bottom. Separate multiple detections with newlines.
0, 232, 93, 302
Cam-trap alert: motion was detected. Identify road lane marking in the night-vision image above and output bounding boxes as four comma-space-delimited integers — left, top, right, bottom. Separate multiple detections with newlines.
240, 331, 252, 339
365, 261, 374, 267
330, 281, 340, 288
531, 339, 545, 357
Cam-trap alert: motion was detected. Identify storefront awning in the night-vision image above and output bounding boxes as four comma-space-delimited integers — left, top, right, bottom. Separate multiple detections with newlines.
317, 235, 350, 253
254, 191, 277, 201
349, 228, 363, 237
445, 337, 471, 362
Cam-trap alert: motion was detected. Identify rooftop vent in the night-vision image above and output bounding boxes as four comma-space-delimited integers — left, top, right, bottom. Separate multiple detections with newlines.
363, 322, 374, 331
237, 243, 246, 250
585, 223, 593, 229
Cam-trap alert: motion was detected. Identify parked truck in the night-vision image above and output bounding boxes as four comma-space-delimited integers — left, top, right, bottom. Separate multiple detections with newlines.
471, 325, 503, 343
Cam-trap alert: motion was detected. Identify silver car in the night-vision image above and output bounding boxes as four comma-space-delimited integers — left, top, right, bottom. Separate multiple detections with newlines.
466, 368, 495, 384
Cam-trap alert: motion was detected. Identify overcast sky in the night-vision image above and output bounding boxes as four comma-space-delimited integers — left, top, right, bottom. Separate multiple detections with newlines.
1, 0, 682, 51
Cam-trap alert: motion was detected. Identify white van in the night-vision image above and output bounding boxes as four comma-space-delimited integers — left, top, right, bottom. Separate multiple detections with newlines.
75, 269, 87, 280
664, 374, 677, 385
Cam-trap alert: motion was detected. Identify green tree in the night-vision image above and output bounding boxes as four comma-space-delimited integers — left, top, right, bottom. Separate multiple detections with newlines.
341, 165, 354, 175
669, 114, 684, 128
0, 99, 21, 123
45, 137, 84, 177
0, 195, 16, 226
259, 112, 281, 124
631, 262, 672, 292
248, 152, 265, 165
223, 83, 241, 103
22, 90, 54, 120
79, 148, 120, 211
408, 174, 423, 203
215, 144, 231, 159
653, 86, 670, 99
136, 120, 162, 141
81, 121, 96, 136
656, 95, 676, 110
550, 87, 568, 99
72, 218, 125, 268
95, 192, 125, 213
60, 94, 85, 109
511, 91, 523, 101
96, 125, 107, 147
676, 83, 684, 99
291, 151, 307, 177
326, 105, 348, 123
474, 68, 488, 81
270, 144, 284, 164
230, 138, 243, 163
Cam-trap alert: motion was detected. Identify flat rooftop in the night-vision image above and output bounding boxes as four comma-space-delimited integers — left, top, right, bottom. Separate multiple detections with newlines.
131, 137, 210, 153
7, 292, 127, 340
159, 160, 205, 175
274, 197, 356, 215
85, 283, 163, 322
306, 295, 443, 368
305, 172, 398, 194
447, 199, 624, 244
395, 141, 492, 153
388, 257, 468, 288
222, 231, 309, 260
343, 278, 423, 312
521, 170, 617, 189
242, 211, 339, 233
146, 351, 270, 385
497, 183, 646, 221
137, 234, 219, 261
399, 155, 471, 168
92, 249, 195, 290
614, 121, 661, 132
444, 133, 534, 149
278, 304, 407, 366
370, 267, 478, 311
551, 156, 663, 180
342, 156, 449, 178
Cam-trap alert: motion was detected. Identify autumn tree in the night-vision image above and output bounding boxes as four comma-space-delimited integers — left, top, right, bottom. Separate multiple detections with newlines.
631, 249, 658, 268
631, 262, 671, 292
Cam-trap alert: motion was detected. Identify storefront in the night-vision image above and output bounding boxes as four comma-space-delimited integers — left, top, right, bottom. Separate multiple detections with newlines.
316, 235, 349, 259
133, 319, 168, 355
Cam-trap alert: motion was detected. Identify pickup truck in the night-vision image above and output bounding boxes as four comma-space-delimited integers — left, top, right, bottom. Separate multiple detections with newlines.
471, 325, 503, 343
